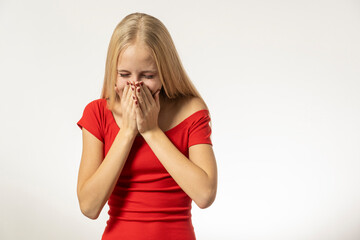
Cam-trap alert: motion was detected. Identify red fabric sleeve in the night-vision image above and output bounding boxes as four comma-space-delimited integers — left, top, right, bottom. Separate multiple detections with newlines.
77, 100, 104, 143
188, 111, 212, 147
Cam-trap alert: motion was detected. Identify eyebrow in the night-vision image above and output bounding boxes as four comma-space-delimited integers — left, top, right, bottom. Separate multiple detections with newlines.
117, 69, 157, 74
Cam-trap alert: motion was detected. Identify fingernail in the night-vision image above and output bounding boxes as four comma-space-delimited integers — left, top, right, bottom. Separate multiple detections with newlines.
132, 95, 135, 100
140, 82, 144, 86
131, 87, 134, 91
126, 81, 129, 85
137, 87, 140, 92
135, 100, 138, 105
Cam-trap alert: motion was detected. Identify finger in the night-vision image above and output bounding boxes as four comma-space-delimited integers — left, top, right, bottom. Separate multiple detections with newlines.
126, 81, 135, 103
132, 82, 140, 105
121, 81, 130, 100
154, 90, 161, 108
127, 86, 136, 110
141, 83, 154, 106
136, 82, 148, 111
136, 82, 148, 103
134, 96, 143, 120
124, 82, 136, 109
131, 93, 137, 113
129, 101, 137, 127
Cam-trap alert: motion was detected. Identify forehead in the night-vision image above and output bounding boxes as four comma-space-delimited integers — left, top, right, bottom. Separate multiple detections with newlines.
117, 43, 156, 69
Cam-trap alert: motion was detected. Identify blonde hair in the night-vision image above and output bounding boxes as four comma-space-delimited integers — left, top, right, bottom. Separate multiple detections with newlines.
100, 12, 205, 112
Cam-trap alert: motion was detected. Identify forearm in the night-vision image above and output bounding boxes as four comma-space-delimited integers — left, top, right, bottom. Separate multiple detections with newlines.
78, 129, 136, 219
142, 128, 213, 208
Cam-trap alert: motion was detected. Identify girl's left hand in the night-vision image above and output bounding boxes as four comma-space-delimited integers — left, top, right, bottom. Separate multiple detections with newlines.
133, 82, 161, 134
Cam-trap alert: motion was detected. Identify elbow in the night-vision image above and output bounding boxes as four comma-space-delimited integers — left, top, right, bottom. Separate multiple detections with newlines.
196, 188, 217, 209
77, 187, 102, 220
197, 197, 215, 209
79, 201, 100, 220
82, 208, 99, 220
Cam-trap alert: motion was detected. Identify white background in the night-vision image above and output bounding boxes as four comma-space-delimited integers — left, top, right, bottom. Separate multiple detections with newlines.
1, 0, 360, 239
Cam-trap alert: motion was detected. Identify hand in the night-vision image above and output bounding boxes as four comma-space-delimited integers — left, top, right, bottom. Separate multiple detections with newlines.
114, 82, 138, 136
133, 82, 161, 134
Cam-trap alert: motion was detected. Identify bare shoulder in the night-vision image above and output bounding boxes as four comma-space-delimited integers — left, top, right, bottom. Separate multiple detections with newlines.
177, 96, 208, 119
160, 96, 208, 131
185, 96, 208, 111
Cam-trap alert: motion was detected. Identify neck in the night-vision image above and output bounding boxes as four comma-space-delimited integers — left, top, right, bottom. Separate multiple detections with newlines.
159, 93, 173, 111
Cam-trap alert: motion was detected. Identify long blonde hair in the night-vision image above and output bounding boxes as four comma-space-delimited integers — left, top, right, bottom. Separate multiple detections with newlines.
100, 12, 205, 112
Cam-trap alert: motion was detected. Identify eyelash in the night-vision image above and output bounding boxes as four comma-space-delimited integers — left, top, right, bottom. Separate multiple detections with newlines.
119, 73, 154, 79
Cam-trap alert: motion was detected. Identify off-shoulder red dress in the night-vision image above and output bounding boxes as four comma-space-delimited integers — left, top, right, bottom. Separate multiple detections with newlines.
77, 98, 212, 240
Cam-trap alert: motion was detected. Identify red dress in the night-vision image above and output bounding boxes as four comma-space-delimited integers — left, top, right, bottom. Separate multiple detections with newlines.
77, 98, 212, 240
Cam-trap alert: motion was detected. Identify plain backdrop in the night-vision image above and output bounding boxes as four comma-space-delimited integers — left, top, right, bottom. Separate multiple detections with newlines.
1, 0, 360, 239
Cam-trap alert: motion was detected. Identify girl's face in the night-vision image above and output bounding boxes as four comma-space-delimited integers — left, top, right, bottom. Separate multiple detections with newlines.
116, 43, 161, 97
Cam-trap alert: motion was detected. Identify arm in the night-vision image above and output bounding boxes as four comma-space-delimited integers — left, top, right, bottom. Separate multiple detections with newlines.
142, 129, 218, 209
133, 83, 217, 208
77, 83, 137, 219
77, 128, 136, 219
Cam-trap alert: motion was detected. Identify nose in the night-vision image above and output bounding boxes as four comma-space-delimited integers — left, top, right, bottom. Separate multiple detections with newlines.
129, 77, 142, 85
129, 76, 141, 84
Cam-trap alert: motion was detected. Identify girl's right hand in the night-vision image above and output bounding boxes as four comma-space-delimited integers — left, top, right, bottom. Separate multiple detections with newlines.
114, 81, 138, 137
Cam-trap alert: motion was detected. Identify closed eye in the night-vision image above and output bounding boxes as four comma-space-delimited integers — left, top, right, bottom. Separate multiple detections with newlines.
118, 73, 155, 79
119, 73, 130, 78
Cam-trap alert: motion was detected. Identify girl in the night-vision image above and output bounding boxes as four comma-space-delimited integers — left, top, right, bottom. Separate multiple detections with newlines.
77, 12, 217, 240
